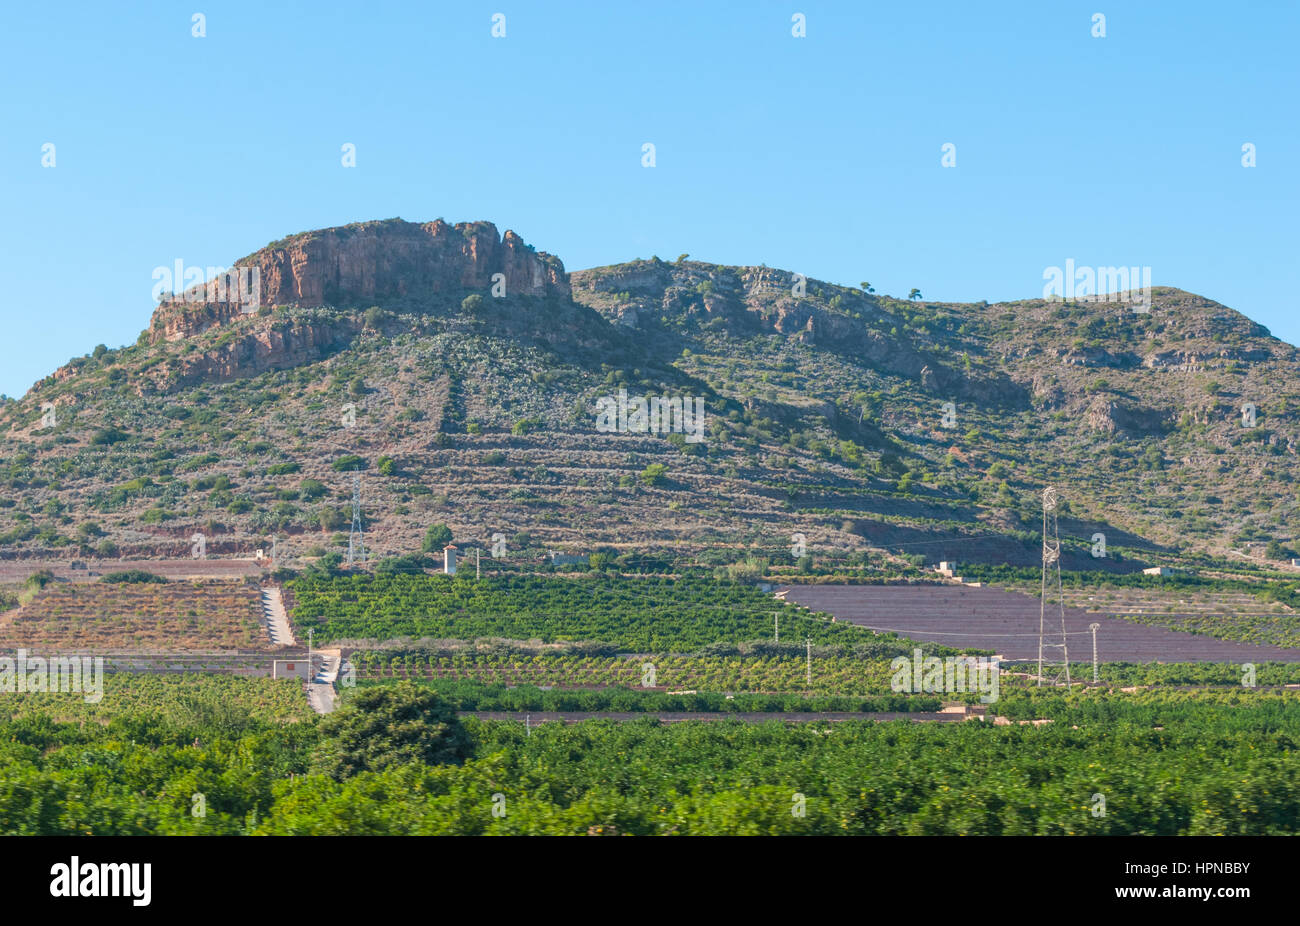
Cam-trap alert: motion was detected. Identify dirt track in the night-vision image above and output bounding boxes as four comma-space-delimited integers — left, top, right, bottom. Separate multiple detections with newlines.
0, 559, 265, 583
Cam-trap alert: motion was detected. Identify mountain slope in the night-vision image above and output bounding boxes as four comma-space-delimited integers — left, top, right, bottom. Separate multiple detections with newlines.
2, 218, 1298, 575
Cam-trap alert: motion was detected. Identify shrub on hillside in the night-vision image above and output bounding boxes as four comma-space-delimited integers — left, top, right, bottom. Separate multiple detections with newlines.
101, 570, 167, 584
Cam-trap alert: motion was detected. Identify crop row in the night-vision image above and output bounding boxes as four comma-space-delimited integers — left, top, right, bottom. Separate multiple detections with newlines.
0, 674, 311, 724
2, 581, 268, 651
291, 573, 879, 650
350, 651, 904, 695
1117, 610, 1300, 650
356, 678, 942, 713
350, 650, 1300, 695
1, 678, 1299, 834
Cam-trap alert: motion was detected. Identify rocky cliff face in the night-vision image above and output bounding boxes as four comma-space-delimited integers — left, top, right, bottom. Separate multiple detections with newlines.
150, 301, 251, 343
1085, 395, 1173, 435
246, 218, 569, 307
162, 318, 360, 392
149, 218, 568, 343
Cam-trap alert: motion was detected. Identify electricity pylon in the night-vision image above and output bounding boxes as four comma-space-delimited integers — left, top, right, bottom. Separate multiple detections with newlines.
347, 474, 366, 567
1037, 486, 1071, 686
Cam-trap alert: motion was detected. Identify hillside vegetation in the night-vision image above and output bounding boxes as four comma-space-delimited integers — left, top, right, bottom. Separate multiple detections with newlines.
3, 218, 1298, 574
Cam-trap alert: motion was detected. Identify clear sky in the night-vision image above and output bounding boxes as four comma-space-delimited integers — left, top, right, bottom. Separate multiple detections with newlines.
1, 1, 1296, 397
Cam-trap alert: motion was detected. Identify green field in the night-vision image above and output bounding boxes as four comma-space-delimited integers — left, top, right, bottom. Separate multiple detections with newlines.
0, 682, 1296, 835
355, 678, 942, 713
289, 573, 909, 650
0, 569, 1295, 836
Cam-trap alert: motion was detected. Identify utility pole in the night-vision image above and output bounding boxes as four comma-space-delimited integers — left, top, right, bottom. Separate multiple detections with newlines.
307, 628, 313, 685
774, 612, 779, 643
1089, 623, 1100, 683
477, 548, 481, 580
806, 637, 811, 687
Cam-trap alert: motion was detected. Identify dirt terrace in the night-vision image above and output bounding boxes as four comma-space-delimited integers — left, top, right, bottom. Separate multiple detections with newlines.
780, 584, 1300, 663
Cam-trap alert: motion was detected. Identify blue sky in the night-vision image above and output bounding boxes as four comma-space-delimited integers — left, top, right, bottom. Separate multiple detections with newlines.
1, 1, 1296, 397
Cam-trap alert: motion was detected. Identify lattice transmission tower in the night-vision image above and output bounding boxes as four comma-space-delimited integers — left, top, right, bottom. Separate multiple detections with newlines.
1037, 486, 1071, 686
347, 474, 367, 567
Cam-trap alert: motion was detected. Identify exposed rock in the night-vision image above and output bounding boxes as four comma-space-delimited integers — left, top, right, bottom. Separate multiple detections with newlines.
1143, 347, 1271, 370
159, 318, 359, 392
577, 261, 675, 295
1085, 396, 1172, 435
1030, 373, 1063, 407
150, 301, 251, 344
149, 218, 568, 343
919, 365, 940, 394
1058, 346, 1140, 368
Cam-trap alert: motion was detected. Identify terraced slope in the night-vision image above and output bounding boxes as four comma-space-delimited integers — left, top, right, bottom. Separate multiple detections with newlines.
3, 218, 1299, 574
1030, 585, 1300, 650
0, 580, 273, 652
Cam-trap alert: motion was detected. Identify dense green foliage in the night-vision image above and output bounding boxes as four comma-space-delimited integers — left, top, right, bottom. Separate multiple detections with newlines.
0, 679, 314, 834
313, 683, 471, 779
0, 675, 311, 725
290, 573, 878, 650
358, 678, 941, 713
421, 523, 453, 552
1093, 661, 1300, 686
256, 694, 1300, 835
0, 678, 1297, 834
352, 648, 913, 694
100, 569, 168, 584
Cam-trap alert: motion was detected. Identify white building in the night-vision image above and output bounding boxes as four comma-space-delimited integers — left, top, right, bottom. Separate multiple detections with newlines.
444, 545, 458, 575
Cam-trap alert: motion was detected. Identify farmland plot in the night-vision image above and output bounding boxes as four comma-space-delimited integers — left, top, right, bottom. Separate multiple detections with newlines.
0, 580, 272, 652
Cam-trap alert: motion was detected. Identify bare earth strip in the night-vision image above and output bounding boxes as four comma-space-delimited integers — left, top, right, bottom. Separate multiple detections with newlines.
779, 584, 1300, 663
0, 559, 265, 583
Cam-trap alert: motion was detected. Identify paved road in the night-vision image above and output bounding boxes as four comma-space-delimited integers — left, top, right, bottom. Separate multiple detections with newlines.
307, 649, 342, 714
307, 683, 336, 714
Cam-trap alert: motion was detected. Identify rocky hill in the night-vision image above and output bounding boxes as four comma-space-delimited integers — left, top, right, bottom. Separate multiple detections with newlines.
2, 218, 1298, 577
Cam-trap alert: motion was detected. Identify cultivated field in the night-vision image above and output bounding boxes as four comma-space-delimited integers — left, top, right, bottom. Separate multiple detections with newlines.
0, 674, 311, 724
1052, 587, 1300, 649
779, 584, 1300, 663
353, 650, 902, 694
0, 580, 273, 652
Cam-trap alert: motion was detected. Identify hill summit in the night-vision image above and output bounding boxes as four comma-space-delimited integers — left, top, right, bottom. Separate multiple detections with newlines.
4, 217, 1300, 575
151, 218, 569, 343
